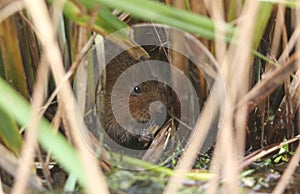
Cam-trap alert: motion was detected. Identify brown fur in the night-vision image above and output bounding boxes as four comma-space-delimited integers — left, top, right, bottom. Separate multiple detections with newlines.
96, 47, 176, 149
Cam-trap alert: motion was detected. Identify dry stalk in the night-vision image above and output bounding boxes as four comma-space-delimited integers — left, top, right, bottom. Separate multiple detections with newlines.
203, 1, 227, 193
242, 134, 300, 168
271, 4, 285, 57
22, 1, 109, 194
263, 23, 300, 143
277, 22, 300, 64
163, 1, 218, 194
208, 1, 259, 193
0, 0, 24, 23
272, 8, 300, 194
236, 52, 300, 112
163, 84, 219, 194
164, 1, 260, 193
0, 178, 3, 194
11, 52, 49, 194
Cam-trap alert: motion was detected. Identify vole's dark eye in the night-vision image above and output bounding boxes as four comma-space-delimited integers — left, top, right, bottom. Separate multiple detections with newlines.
133, 85, 142, 95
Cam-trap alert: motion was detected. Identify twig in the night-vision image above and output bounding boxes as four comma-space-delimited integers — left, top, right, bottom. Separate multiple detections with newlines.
236, 51, 300, 112
242, 134, 300, 168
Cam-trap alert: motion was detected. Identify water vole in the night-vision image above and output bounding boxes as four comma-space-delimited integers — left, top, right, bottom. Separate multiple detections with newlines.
95, 44, 179, 150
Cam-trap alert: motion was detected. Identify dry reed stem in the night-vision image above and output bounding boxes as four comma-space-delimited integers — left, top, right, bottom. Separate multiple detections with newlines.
0, 0, 24, 23
164, 1, 260, 193
0, 178, 3, 194
262, 15, 300, 143
45, 104, 63, 166
40, 34, 94, 114
296, 7, 300, 139
23, 1, 109, 194
236, 52, 300, 112
225, 1, 259, 191
278, 23, 300, 64
11, 54, 49, 194
205, 0, 226, 63
271, 4, 286, 57
51, 0, 66, 34
190, 0, 209, 48
163, 82, 219, 194
209, 1, 259, 193
163, 1, 224, 193
203, 1, 227, 193
271, 5, 283, 56
205, 130, 222, 194
272, 8, 300, 194
242, 134, 300, 168
162, 3, 226, 190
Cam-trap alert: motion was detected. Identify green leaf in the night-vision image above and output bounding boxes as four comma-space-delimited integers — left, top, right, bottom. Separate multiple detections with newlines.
273, 155, 282, 164
259, 0, 300, 9
0, 77, 87, 187
48, 0, 148, 58
252, 2, 273, 50
0, 107, 22, 155
60, 1, 127, 36
48, 0, 234, 41
64, 173, 77, 192
92, 0, 235, 40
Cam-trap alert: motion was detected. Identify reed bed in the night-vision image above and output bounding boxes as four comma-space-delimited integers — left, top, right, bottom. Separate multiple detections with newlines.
0, 0, 299, 193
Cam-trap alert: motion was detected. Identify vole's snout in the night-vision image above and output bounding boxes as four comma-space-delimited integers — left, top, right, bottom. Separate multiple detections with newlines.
149, 101, 167, 127
150, 101, 166, 114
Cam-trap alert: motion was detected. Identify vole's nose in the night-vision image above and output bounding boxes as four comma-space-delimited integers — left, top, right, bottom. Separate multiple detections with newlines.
149, 101, 167, 127
150, 101, 166, 114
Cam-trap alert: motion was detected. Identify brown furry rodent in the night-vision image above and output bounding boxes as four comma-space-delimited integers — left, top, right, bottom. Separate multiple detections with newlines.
95, 43, 178, 150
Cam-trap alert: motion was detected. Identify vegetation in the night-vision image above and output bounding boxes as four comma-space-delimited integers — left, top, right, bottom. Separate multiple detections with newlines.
0, 0, 300, 193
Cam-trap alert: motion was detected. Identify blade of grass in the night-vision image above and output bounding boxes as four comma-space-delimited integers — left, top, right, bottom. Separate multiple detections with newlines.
260, 0, 300, 9
77, 0, 273, 65
89, 0, 235, 40
47, 0, 148, 59
64, 173, 77, 192
48, 0, 273, 65
252, 2, 273, 50
57, 1, 127, 36
111, 153, 214, 181
0, 77, 87, 187
0, 107, 22, 156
